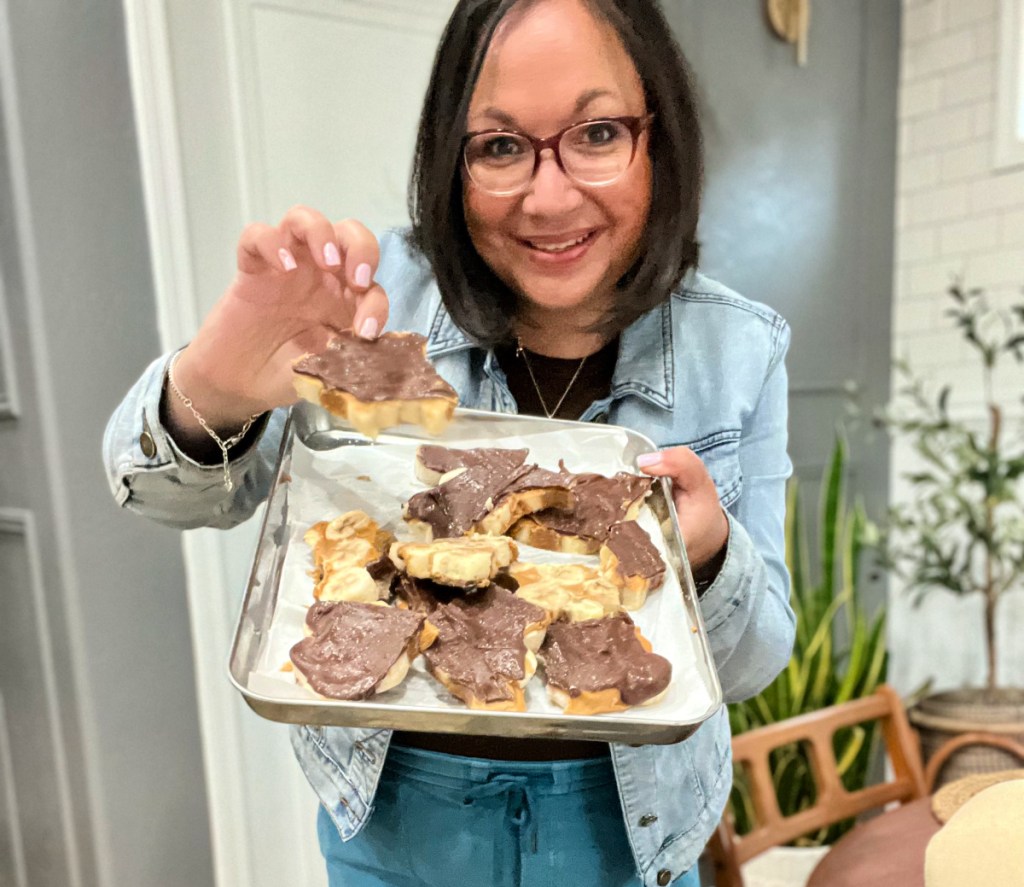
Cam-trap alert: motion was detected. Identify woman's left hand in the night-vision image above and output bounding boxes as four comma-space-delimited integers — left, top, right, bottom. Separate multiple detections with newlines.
637, 447, 729, 571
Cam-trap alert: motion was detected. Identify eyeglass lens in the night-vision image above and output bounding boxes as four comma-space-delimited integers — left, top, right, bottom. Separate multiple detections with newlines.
464, 119, 635, 194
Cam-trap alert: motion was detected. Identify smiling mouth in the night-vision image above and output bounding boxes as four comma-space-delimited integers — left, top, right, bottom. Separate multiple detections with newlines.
521, 230, 597, 253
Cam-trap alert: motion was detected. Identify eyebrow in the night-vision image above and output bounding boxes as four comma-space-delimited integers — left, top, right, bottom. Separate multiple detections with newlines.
476, 88, 618, 130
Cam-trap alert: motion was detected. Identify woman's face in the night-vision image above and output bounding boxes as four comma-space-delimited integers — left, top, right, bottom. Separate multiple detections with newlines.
463, 0, 652, 322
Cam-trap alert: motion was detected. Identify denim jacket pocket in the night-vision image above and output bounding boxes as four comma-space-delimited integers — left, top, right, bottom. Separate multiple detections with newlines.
688, 430, 743, 509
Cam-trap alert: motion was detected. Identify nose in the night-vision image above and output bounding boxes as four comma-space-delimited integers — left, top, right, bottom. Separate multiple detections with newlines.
521, 148, 584, 216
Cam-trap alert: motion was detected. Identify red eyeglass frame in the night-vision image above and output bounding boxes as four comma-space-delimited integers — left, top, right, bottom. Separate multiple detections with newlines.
462, 113, 655, 194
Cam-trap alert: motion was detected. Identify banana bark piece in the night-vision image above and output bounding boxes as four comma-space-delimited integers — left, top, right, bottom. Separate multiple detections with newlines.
509, 468, 653, 554
290, 600, 437, 700
598, 521, 667, 610
391, 535, 518, 588
293, 331, 458, 438
305, 510, 394, 602
509, 562, 622, 622
539, 613, 672, 715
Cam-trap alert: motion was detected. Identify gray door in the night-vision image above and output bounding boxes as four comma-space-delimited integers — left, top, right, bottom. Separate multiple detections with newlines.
0, 88, 99, 887
669, 1, 899, 607
0, 2, 213, 884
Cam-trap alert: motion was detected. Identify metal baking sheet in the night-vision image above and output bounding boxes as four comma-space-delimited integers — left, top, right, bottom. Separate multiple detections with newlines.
228, 402, 722, 745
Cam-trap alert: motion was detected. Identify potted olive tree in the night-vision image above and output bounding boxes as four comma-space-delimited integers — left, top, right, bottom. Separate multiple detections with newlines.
874, 282, 1024, 785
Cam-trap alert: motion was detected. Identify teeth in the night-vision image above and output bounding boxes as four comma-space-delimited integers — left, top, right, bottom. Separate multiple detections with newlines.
529, 234, 590, 252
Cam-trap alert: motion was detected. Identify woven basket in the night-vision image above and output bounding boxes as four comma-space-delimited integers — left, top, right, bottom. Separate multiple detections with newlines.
931, 769, 1024, 823
910, 689, 1024, 789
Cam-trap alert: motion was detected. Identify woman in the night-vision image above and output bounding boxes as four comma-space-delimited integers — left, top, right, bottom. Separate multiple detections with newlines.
104, 1, 795, 884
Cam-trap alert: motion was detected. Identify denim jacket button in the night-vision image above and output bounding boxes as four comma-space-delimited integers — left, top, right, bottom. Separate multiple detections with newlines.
639, 813, 658, 827
139, 431, 156, 458
657, 870, 672, 886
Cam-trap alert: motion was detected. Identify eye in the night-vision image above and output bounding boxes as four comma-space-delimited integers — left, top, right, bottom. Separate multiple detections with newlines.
481, 135, 525, 159
579, 121, 622, 145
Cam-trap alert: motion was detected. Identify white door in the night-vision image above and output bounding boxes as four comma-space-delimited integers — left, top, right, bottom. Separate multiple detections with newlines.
123, 1, 455, 884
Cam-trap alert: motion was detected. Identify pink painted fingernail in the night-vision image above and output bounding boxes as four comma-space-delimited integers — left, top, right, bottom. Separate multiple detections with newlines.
323, 242, 341, 266
278, 248, 297, 271
637, 453, 662, 468
354, 263, 372, 288
359, 316, 380, 339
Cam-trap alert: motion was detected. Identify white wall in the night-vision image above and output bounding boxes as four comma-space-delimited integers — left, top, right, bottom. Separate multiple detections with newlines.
892, 0, 1024, 693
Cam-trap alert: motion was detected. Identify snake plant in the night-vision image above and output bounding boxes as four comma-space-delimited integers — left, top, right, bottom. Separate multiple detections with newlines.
727, 432, 888, 845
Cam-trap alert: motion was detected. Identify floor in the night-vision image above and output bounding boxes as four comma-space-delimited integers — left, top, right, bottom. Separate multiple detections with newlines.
738, 846, 830, 887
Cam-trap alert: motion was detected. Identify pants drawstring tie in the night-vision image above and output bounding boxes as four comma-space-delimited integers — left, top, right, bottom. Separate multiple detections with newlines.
463, 774, 539, 867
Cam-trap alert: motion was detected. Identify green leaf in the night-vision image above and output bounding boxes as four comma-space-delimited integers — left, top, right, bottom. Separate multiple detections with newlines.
819, 434, 847, 608
728, 430, 890, 845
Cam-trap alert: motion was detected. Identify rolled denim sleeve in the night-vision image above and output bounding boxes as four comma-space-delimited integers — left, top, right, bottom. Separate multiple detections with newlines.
102, 352, 286, 529
698, 321, 795, 703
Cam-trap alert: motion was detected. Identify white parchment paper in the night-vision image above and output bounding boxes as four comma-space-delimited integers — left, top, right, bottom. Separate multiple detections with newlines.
247, 426, 716, 725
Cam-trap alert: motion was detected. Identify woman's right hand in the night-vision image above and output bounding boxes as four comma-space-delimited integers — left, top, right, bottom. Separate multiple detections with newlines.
167, 207, 389, 437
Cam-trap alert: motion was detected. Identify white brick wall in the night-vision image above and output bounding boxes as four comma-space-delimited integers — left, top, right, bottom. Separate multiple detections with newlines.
892, 0, 1024, 693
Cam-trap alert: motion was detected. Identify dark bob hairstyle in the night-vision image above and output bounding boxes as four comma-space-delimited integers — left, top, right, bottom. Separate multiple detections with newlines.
408, 0, 703, 347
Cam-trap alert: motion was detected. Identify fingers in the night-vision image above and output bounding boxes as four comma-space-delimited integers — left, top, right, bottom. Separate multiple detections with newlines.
352, 283, 390, 340
236, 208, 381, 294
636, 446, 707, 487
333, 218, 381, 293
638, 446, 729, 568
282, 205, 347, 273
238, 222, 297, 274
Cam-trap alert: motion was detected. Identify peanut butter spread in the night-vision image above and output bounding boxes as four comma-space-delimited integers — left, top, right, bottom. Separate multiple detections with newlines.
290, 601, 424, 700
293, 331, 457, 402
540, 613, 671, 705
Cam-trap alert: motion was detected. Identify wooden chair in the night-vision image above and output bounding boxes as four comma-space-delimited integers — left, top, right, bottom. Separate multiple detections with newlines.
707, 684, 927, 887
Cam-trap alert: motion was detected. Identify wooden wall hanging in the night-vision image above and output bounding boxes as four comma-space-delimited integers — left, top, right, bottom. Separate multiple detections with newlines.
766, 0, 810, 67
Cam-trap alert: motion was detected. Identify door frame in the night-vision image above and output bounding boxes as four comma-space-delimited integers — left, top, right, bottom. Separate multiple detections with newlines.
122, 2, 264, 884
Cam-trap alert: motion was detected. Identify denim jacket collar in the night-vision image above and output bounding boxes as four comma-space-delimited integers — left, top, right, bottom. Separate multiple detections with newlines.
424, 294, 674, 412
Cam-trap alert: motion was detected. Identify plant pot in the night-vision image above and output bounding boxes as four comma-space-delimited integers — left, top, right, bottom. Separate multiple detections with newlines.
910, 688, 1024, 788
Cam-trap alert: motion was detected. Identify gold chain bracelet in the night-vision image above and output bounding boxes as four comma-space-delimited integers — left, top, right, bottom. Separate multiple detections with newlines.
166, 351, 263, 492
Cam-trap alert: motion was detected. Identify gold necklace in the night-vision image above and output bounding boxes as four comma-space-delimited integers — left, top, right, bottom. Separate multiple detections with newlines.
515, 337, 589, 420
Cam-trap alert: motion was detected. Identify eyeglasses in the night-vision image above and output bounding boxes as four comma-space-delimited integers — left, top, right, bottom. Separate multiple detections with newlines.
462, 114, 654, 196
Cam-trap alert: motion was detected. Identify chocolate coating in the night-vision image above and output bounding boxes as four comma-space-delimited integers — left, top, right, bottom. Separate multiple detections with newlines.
404, 461, 533, 538
293, 331, 457, 402
529, 469, 653, 542
394, 573, 466, 613
541, 613, 671, 705
365, 552, 398, 585
290, 601, 424, 700
501, 464, 573, 497
418, 446, 528, 476
605, 521, 666, 583
424, 585, 546, 704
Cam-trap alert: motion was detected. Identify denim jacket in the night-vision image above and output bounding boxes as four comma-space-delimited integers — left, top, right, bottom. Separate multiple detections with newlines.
103, 230, 795, 886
